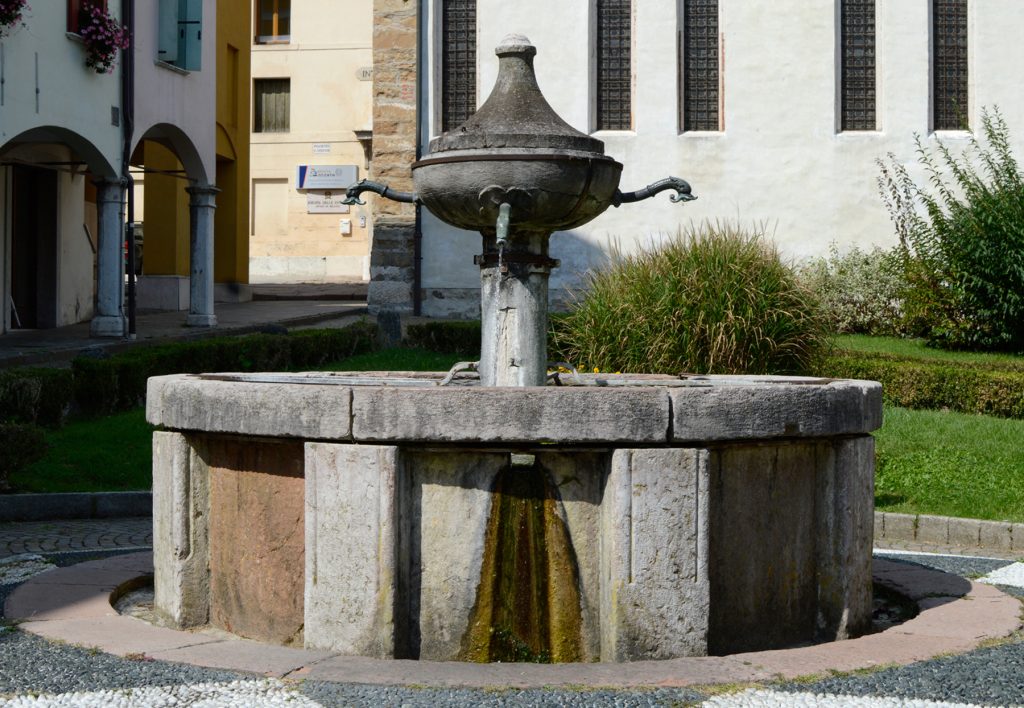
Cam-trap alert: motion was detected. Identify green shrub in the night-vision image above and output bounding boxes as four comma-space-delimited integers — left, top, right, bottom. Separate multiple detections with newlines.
0, 423, 48, 491
824, 351, 1024, 419
877, 107, 1024, 351
551, 223, 830, 375
404, 321, 482, 358
799, 244, 906, 336
0, 368, 74, 427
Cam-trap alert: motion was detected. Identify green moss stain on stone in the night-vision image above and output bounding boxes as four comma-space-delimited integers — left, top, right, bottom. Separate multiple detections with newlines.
459, 460, 584, 663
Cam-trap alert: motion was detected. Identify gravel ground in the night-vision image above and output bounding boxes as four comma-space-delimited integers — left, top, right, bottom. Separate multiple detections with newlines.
0, 549, 1022, 706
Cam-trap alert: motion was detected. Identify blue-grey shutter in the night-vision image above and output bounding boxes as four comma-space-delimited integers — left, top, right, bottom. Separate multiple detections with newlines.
178, 0, 203, 71
157, 0, 179, 64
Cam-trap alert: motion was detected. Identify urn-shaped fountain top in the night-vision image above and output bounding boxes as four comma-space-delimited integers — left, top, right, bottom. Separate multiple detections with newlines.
428, 34, 607, 156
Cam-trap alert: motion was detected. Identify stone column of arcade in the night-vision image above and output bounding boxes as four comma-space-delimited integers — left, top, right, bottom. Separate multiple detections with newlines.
185, 185, 219, 327
90, 178, 126, 338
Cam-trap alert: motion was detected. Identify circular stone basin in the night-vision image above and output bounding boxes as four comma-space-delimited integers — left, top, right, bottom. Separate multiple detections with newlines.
147, 372, 881, 662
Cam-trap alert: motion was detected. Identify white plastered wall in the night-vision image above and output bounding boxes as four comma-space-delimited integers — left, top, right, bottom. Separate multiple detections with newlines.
417, 0, 1024, 317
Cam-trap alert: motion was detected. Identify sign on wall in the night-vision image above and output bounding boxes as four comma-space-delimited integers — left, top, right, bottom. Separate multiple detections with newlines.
295, 165, 358, 190
312, 143, 332, 154
307, 192, 352, 214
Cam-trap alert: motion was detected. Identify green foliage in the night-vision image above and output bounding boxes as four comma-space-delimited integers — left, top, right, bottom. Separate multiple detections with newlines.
877, 107, 1024, 351
874, 406, 1024, 522
404, 321, 482, 359
70, 322, 378, 416
836, 334, 1024, 367
0, 368, 74, 427
551, 223, 830, 375
799, 244, 906, 336
0, 423, 48, 491
825, 350, 1024, 419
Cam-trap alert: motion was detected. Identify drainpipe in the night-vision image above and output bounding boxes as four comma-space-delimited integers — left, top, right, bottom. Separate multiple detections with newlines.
412, 0, 425, 316
122, 0, 136, 337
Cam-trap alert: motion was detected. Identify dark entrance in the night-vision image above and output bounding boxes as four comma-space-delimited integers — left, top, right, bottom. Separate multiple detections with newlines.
10, 165, 58, 329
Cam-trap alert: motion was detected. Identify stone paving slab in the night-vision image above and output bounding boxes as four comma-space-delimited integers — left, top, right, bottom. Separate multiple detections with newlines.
4, 552, 1020, 690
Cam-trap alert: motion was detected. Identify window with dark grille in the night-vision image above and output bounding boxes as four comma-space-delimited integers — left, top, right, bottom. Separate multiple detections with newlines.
256, 0, 291, 44
254, 78, 290, 133
933, 0, 968, 130
681, 0, 719, 132
441, 0, 476, 132
596, 0, 632, 131
840, 0, 876, 131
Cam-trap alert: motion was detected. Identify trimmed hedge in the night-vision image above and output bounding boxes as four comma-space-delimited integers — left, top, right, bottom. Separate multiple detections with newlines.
1, 322, 378, 422
0, 423, 48, 490
404, 321, 482, 359
825, 351, 1024, 419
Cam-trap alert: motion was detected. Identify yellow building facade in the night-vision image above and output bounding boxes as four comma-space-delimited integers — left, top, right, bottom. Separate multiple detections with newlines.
249, 0, 374, 284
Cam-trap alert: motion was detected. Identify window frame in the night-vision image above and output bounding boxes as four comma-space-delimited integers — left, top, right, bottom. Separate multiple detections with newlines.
932, 0, 969, 131
439, 0, 477, 133
679, 0, 721, 133
255, 0, 291, 45
253, 77, 292, 134
594, 0, 634, 132
838, 0, 877, 132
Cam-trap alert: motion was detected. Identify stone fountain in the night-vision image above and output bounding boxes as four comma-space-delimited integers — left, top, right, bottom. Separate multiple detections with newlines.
148, 36, 881, 663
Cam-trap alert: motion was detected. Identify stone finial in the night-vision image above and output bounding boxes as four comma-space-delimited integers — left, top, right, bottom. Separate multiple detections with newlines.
496, 34, 537, 57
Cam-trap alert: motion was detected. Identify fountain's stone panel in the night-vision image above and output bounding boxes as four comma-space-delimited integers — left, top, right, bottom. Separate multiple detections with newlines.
149, 372, 881, 662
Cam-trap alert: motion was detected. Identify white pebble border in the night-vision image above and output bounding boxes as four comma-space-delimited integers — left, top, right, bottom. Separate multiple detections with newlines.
0, 555, 55, 586
978, 562, 1024, 590
702, 688, 984, 707
0, 679, 323, 707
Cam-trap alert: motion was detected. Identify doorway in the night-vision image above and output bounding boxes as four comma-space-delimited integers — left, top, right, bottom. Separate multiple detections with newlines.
9, 165, 58, 329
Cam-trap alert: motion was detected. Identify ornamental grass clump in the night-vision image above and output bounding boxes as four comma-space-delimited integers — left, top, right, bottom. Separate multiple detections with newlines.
552, 223, 829, 375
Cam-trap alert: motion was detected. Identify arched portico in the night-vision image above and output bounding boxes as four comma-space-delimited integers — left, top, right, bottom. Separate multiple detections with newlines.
0, 128, 122, 336
130, 123, 218, 327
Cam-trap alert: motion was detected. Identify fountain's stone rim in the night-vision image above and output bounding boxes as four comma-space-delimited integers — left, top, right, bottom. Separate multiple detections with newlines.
146, 373, 882, 445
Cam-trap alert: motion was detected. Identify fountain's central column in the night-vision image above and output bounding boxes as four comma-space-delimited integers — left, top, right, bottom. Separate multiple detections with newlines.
478, 231, 554, 387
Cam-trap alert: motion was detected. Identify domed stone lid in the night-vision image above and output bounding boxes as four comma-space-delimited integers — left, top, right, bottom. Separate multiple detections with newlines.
426, 34, 608, 156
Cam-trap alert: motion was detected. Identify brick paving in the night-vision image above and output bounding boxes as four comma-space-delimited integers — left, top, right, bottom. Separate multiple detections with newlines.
0, 517, 152, 559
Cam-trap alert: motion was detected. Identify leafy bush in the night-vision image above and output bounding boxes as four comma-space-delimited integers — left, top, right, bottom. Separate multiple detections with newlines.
0, 368, 74, 427
551, 223, 830, 375
799, 244, 906, 336
877, 108, 1024, 351
0, 423, 47, 491
404, 321, 482, 358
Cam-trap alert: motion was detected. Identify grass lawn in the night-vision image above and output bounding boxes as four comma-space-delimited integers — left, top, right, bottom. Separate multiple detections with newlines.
875, 406, 1024, 523
836, 334, 1024, 368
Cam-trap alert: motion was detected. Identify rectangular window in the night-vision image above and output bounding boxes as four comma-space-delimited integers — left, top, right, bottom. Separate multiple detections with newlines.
67, 0, 107, 35
157, 0, 203, 71
595, 0, 632, 131
680, 0, 720, 132
933, 0, 968, 130
254, 78, 290, 133
256, 0, 291, 44
441, 0, 476, 132
840, 0, 876, 131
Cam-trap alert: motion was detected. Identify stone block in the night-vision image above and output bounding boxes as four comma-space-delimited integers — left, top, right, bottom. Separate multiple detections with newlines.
670, 379, 882, 442
351, 387, 670, 444
1012, 523, 1024, 552
883, 512, 918, 542
874, 512, 885, 541
406, 451, 507, 661
207, 439, 305, 646
978, 520, 1013, 551
916, 515, 950, 545
304, 443, 399, 657
708, 444, 821, 654
601, 448, 710, 660
94, 491, 152, 518
815, 437, 875, 640
152, 432, 210, 628
147, 376, 351, 440
368, 281, 414, 315
947, 517, 981, 548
